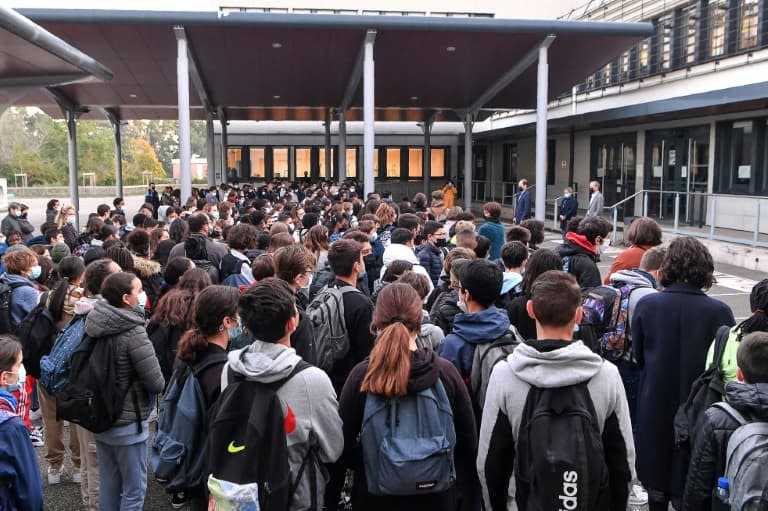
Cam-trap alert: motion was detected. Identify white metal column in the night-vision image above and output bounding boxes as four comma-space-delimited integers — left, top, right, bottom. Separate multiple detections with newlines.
422, 120, 432, 196
176, 31, 192, 205
206, 113, 215, 188
338, 111, 347, 183
463, 114, 473, 211
65, 111, 80, 231
534, 45, 549, 221
363, 34, 375, 196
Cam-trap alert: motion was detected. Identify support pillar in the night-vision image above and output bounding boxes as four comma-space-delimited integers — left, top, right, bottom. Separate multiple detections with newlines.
65, 111, 80, 232
422, 120, 433, 196
463, 114, 473, 211
288, 146, 296, 182
176, 32, 192, 205
206, 113, 216, 188
219, 111, 228, 183
338, 111, 347, 184
324, 109, 332, 181
363, 34, 375, 196
113, 119, 123, 200
534, 44, 549, 221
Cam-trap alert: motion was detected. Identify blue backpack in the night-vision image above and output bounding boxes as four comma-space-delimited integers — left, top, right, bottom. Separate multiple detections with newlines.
39, 315, 87, 396
360, 378, 456, 496
151, 352, 228, 492
219, 253, 250, 288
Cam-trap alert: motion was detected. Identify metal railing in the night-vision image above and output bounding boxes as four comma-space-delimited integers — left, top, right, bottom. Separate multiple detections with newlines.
606, 189, 768, 248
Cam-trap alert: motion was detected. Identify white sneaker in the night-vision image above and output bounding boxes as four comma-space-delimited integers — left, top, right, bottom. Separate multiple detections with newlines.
628, 483, 648, 506
72, 470, 82, 484
29, 427, 44, 447
29, 408, 42, 421
48, 466, 63, 485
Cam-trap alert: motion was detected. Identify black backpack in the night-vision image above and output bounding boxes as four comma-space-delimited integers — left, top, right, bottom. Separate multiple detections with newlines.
56, 334, 142, 434
515, 382, 609, 510
147, 320, 184, 385
673, 325, 731, 449
206, 361, 317, 511
219, 253, 249, 287
0, 279, 32, 335
16, 292, 56, 379
185, 235, 220, 283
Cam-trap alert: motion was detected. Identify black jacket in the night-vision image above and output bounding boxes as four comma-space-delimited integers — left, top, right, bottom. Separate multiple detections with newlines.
556, 232, 601, 293
506, 295, 537, 341
683, 382, 768, 511
339, 349, 478, 511
429, 288, 461, 336
417, 243, 443, 286
558, 196, 578, 231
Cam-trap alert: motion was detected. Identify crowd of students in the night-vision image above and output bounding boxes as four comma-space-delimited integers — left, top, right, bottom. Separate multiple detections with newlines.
0, 178, 765, 511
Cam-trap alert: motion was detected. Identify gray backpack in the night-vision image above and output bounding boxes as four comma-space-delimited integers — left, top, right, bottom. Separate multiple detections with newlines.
712, 401, 768, 510
360, 379, 456, 496
470, 325, 525, 411
306, 285, 360, 372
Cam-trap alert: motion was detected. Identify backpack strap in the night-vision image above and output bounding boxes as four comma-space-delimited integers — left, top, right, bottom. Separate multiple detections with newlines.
712, 401, 748, 426
712, 325, 732, 371
131, 385, 142, 435
288, 429, 319, 509
191, 352, 229, 378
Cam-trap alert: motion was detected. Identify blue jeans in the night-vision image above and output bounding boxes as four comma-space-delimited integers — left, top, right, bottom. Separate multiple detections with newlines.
616, 359, 642, 439
96, 439, 148, 511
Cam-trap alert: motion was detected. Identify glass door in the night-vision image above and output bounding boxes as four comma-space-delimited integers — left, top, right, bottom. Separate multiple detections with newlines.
591, 134, 636, 220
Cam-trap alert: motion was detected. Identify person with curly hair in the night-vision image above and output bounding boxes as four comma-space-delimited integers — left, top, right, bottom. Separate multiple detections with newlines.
631, 236, 735, 511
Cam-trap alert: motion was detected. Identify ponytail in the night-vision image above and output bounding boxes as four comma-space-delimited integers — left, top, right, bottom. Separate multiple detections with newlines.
177, 328, 208, 363
360, 322, 413, 398
738, 309, 768, 338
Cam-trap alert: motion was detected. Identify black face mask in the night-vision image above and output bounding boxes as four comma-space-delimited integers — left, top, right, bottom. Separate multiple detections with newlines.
435, 238, 447, 248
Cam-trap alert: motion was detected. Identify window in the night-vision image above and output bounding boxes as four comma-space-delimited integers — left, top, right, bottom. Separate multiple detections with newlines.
296, 148, 311, 178
227, 147, 243, 177
249, 148, 265, 179
273, 147, 288, 178
386, 148, 401, 178
739, 0, 759, 49
733, 121, 754, 185
638, 39, 650, 73
708, 0, 727, 58
319, 148, 335, 178
684, 4, 698, 64
345, 148, 357, 178
408, 148, 423, 178
660, 15, 673, 70
431, 148, 446, 178
502, 143, 518, 182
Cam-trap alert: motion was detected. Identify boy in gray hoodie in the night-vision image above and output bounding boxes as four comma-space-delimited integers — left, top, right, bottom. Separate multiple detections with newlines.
222, 278, 344, 510
477, 270, 635, 511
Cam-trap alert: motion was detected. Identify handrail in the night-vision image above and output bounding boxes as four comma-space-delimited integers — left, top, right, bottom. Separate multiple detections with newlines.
604, 189, 646, 211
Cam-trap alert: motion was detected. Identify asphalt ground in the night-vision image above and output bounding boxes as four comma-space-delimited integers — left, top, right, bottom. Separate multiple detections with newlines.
30, 202, 759, 510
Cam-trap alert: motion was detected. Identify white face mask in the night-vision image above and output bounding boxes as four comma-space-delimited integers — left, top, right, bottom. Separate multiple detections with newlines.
564, 193, 571, 198
137, 291, 148, 308
66, 216, 76, 225
211, 211, 220, 220
457, 298, 468, 313
597, 237, 611, 254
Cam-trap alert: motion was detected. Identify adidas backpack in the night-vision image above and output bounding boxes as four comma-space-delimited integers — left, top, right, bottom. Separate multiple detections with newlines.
581, 283, 642, 361
206, 361, 314, 511
152, 352, 227, 492
470, 326, 525, 412
306, 285, 360, 372
515, 382, 609, 510
219, 253, 250, 288
39, 314, 87, 396
360, 379, 456, 496
712, 401, 768, 510
56, 334, 142, 434
16, 293, 56, 379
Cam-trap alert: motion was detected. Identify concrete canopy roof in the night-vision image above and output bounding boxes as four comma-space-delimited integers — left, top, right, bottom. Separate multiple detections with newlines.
10, 8, 653, 122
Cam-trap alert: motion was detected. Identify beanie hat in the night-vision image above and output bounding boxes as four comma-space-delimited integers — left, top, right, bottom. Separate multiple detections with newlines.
51, 242, 71, 264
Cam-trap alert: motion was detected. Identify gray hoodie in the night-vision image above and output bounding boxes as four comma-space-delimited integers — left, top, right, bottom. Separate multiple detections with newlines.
222, 341, 343, 511
477, 340, 636, 511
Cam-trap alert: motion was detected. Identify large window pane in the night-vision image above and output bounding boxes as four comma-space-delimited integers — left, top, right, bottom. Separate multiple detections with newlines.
386, 148, 401, 178
296, 148, 311, 179
345, 148, 357, 178
431, 148, 446, 178
739, 0, 759, 49
408, 148, 423, 178
319, 148, 335, 178
227, 147, 243, 177
733, 121, 754, 185
250, 147, 265, 179
273, 147, 288, 179
709, 0, 726, 57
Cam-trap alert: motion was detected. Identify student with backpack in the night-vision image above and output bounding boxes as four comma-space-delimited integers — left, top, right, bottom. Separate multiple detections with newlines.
0, 335, 43, 511
338, 283, 477, 511
496, 241, 527, 309
219, 223, 258, 286
37, 256, 85, 486
477, 270, 636, 511
168, 213, 226, 283
632, 237, 734, 511
683, 331, 768, 511
155, 285, 239, 511
556, 215, 611, 293
504, 249, 563, 341
0, 247, 41, 330
438, 259, 512, 385
76, 272, 165, 511
206, 278, 343, 511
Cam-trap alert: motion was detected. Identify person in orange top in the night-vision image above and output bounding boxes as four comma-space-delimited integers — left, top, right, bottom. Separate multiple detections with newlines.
441, 179, 457, 209
604, 217, 663, 284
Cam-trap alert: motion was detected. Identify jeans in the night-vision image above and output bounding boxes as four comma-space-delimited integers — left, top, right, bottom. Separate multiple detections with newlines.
616, 359, 642, 439
96, 439, 148, 511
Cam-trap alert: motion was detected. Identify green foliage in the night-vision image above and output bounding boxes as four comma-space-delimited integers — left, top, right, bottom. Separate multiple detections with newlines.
0, 108, 187, 187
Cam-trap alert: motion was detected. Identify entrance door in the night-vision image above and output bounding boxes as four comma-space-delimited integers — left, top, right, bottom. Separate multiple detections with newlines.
591, 134, 636, 220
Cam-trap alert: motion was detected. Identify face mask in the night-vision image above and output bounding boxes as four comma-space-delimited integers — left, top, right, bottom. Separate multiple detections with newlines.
457, 298, 468, 313
14, 211, 21, 218
211, 211, 220, 220
597, 237, 611, 254
137, 291, 148, 309
66, 216, 76, 225
29, 265, 42, 280
435, 238, 447, 248
564, 193, 571, 198
227, 317, 243, 342
370, 232, 378, 242
227, 217, 235, 227
6, 363, 25, 393
301, 273, 314, 292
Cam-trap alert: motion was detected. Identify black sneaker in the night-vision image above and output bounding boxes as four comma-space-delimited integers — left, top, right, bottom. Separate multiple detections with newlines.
171, 491, 187, 509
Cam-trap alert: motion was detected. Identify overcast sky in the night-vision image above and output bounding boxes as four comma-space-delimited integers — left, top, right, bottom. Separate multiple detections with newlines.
8, 0, 215, 10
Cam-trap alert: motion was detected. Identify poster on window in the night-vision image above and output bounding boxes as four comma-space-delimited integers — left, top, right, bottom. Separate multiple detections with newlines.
738, 165, 751, 180
653, 166, 663, 178
668, 150, 676, 166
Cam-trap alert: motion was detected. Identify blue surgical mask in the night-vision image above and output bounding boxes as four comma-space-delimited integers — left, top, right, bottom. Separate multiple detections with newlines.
6, 363, 25, 393
227, 317, 243, 342
137, 291, 148, 309
29, 265, 42, 280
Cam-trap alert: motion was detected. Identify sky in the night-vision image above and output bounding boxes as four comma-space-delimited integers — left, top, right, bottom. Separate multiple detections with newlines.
8, 0, 215, 10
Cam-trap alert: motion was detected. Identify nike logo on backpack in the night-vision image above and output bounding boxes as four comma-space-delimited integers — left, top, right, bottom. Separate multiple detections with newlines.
227, 441, 245, 454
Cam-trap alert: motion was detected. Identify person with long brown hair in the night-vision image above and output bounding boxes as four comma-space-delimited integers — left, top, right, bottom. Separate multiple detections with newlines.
147, 268, 212, 383
338, 283, 477, 511
304, 224, 330, 271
